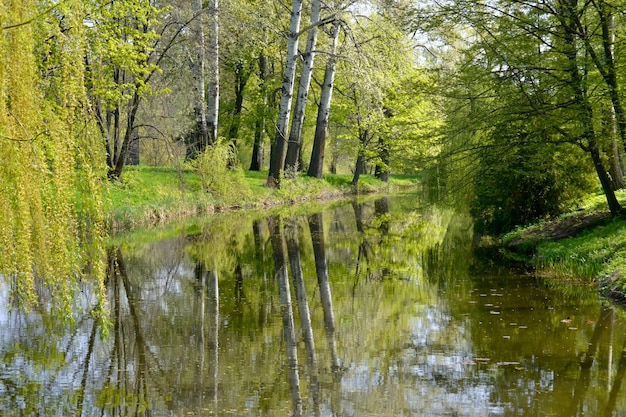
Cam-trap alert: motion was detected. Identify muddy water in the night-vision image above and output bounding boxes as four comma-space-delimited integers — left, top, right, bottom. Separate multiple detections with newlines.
1, 195, 625, 416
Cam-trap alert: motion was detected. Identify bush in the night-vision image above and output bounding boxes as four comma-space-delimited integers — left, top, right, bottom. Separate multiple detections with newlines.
471, 139, 593, 236
189, 140, 252, 206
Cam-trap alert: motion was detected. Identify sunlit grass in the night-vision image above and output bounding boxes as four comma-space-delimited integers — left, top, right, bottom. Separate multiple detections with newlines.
502, 188, 626, 294
104, 165, 420, 231
535, 218, 626, 290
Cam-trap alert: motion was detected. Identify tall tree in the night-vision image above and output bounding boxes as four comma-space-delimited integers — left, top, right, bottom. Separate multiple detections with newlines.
189, 0, 210, 157
266, 0, 304, 188
0, 0, 106, 313
284, 0, 323, 174
307, 20, 341, 178
86, 0, 165, 179
249, 52, 269, 171
206, 0, 220, 145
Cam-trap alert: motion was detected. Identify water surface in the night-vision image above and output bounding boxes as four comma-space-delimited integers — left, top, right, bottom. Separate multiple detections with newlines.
1, 195, 625, 416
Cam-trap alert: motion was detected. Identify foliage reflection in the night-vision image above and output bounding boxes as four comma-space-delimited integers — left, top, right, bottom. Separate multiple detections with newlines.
0, 196, 626, 416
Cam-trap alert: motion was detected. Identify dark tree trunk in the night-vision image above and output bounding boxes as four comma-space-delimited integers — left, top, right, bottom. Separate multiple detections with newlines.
352, 153, 366, 187
228, 62, 249, 142
127, 129, 140, 165
250, 54, 268, 171
590, 140, 623, 215
374, 137, 390, 182
109, 93, 141, 179
560, 0, 623, 215
307, 213, 341, 370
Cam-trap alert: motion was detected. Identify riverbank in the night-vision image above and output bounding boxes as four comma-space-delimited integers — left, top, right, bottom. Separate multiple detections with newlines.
103, 165, 421, 232
500, 189, 626, 304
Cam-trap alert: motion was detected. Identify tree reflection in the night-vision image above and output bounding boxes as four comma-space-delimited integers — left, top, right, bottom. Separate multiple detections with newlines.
285, 218, 322, 415
100, 247, 157, 416
268, 215, 303, 416
3, 199, 626, 416
308, 212, 341, 372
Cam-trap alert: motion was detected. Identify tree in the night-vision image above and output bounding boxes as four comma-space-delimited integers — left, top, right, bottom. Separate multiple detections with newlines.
328, 13, 421, 185
0, 0, 106, 314
206, 0, 220, 145
249, 51, 269, 171
307, 20, 342, 178
86, 0, 165, 179
426, 0, 624, 233
284, 0, 323, 174
266, 0, 304, 188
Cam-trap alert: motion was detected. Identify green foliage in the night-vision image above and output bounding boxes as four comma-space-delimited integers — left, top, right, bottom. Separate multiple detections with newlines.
0, 0, 107, 317
471, 138, 595, 235
189, 140, 253, 206
85, 0, 164, 107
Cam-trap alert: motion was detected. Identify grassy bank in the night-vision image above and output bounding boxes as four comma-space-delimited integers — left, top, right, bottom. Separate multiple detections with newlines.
502, 189, 626, 303
103, 165, 420, 231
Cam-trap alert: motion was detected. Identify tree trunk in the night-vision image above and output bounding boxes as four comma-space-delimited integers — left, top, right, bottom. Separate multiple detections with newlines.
227, 62, 248, 142
191, 0, 209, 157
110, 93, 141, 179
284, 0, 322, 174
352, 153, 366, 187
266, 0, 304, 188
307, 21, 340, 179
249, 53, 268, 171
207, 0, 219, 146
267, 215, 303, 415
590, 140, 623, 215
351, 130, 369, 187
374, 136, 390, 182
561, 0, 622, 215
607, 108, 626, 189
307, 213, 340, 371
127, 129, 140, 165
598, 7, 626, 175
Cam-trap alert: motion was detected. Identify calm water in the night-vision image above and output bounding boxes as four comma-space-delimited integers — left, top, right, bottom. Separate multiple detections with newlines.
1, 195, 625, 416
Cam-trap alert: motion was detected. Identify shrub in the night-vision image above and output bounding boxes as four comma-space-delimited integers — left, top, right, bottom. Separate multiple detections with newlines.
189, 140, 252, 206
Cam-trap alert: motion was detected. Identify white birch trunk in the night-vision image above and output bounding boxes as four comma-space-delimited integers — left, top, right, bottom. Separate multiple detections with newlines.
207, 0, 219, 145
284, 0, 323, 173
267, 0, 304, 187
307, 21, 340, 178
191, 0, 208, 154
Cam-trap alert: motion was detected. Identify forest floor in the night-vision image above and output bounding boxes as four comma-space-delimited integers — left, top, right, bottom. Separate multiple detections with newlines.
502, 191, 626, 305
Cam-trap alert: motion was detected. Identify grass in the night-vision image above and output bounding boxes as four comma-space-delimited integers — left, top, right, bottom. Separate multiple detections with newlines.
502, 189, 626, 301
103, 165, 420, 231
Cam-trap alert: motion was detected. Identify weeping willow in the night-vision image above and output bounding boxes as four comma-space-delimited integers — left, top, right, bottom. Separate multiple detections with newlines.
0, 0, 107, 318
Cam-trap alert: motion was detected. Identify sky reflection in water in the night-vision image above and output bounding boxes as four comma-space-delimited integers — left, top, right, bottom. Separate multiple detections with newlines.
1, 195, 625, 416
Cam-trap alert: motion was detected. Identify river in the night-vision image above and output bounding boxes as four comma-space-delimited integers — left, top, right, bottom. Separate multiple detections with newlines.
1, 194, 625, 416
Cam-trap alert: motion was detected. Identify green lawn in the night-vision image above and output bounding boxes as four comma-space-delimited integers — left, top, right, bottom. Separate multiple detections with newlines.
104, 165, 420, 230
